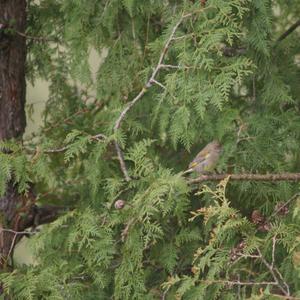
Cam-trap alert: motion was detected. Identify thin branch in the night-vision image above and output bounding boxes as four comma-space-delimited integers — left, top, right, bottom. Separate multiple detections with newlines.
1, 229, 38, 265
44, 108, 90, 132
268, 295, 300, 300
150, 79, 178, 102
7, 232, 18, 260
237, 274, 241, 300
114, 141, 131, 182
150, 79, 167, 90
271, 235, 277, 269
197, 278, 278, 286
188, 173, 300, 184
276, 19, 300, 43
171, 33, 195, 41
35, 133, 107, 154
121, 219, 135, 242
15, 30, 57, 42
256, 248, 289, 296
274, 267, 290, 296
91, 133, 108, 141
43, 146, 69, 154
113, 10, 205, 181
268, 193, 300, 220
0, 228, 37, 235
161, 285, 171, 300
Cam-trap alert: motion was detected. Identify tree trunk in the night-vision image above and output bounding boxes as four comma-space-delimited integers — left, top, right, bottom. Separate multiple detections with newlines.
0, 0, 27, 269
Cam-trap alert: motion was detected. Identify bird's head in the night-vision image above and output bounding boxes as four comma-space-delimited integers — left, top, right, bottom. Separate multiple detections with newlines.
209, 140, 222, 152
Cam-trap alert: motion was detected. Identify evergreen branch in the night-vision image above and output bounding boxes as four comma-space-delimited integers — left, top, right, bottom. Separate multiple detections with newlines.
113, 10, 205, 181
188, 173, 300, 184
256, 248, 290, 296
43, 108, 90, 132
238, 247, 290, 296
29, 133, 107, 154
276, 19, 300, 43
15, 30, 58, 42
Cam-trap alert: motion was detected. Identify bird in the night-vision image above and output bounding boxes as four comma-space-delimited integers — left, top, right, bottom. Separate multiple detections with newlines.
183, 140, 222, 175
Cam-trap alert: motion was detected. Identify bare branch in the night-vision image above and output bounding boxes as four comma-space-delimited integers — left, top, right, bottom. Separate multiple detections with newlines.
0, 228, 37, 235
274, 267, 291, 296
43, 146, 69, 154
114, 140, 131, 182
113, 10, 206, 181
197, 278, 278, 286
256, 248, 290, 296
188, 173, 300, 184
276, 19, 300, 43
271, 235, 277, 269
268, 193, 300, 220
150, 79, 167, 90
159, 64, 199, 70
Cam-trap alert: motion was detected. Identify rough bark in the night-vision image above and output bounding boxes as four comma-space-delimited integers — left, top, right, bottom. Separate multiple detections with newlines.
0, 0, 27, 268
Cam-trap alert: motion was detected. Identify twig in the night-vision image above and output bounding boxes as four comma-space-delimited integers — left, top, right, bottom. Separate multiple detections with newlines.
161, 285, 171, 300
43, 146, 69, 154
114, 141, 131, 182
113, 10, 205, 181
1, 229, 37, 264
274, 267, 290, 296
188, 173, 300, 184
150, 79, 167, 90
271, 235, 277, 269
37, 133, 107, 154
159, 64, 196, 70
150, 79, 178, 102
7, 232, 18, 261
276, 19, 300, 43
44, 108, 90, 132
237, 274, 241, 300
268, 294, 300, 300
197, 278, 278, 286
268, 193, 300, 221
16, 30, 57, 42
252, 75, 256, 101
171, 33, 195, 41
91, 133, 108, 141
0, 228, 37, 235
256, 248, 289, 296
121, 219, 135, 242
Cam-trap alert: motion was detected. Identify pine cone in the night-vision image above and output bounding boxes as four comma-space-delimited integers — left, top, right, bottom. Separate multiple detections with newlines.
251, 210, 265, 225
114, 199, 126, 209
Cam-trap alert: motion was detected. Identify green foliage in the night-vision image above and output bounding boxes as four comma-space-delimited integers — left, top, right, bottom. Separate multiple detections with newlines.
1, 0, 300, 299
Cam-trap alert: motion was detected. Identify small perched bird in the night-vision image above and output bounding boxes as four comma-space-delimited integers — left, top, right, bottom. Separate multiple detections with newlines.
183, 140, 222, 175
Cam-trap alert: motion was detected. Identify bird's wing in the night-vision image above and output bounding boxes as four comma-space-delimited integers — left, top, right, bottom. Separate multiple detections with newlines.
189, 151, 210, 168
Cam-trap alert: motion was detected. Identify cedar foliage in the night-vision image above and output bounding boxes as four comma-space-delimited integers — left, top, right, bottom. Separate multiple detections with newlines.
1, 0, 300, 299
